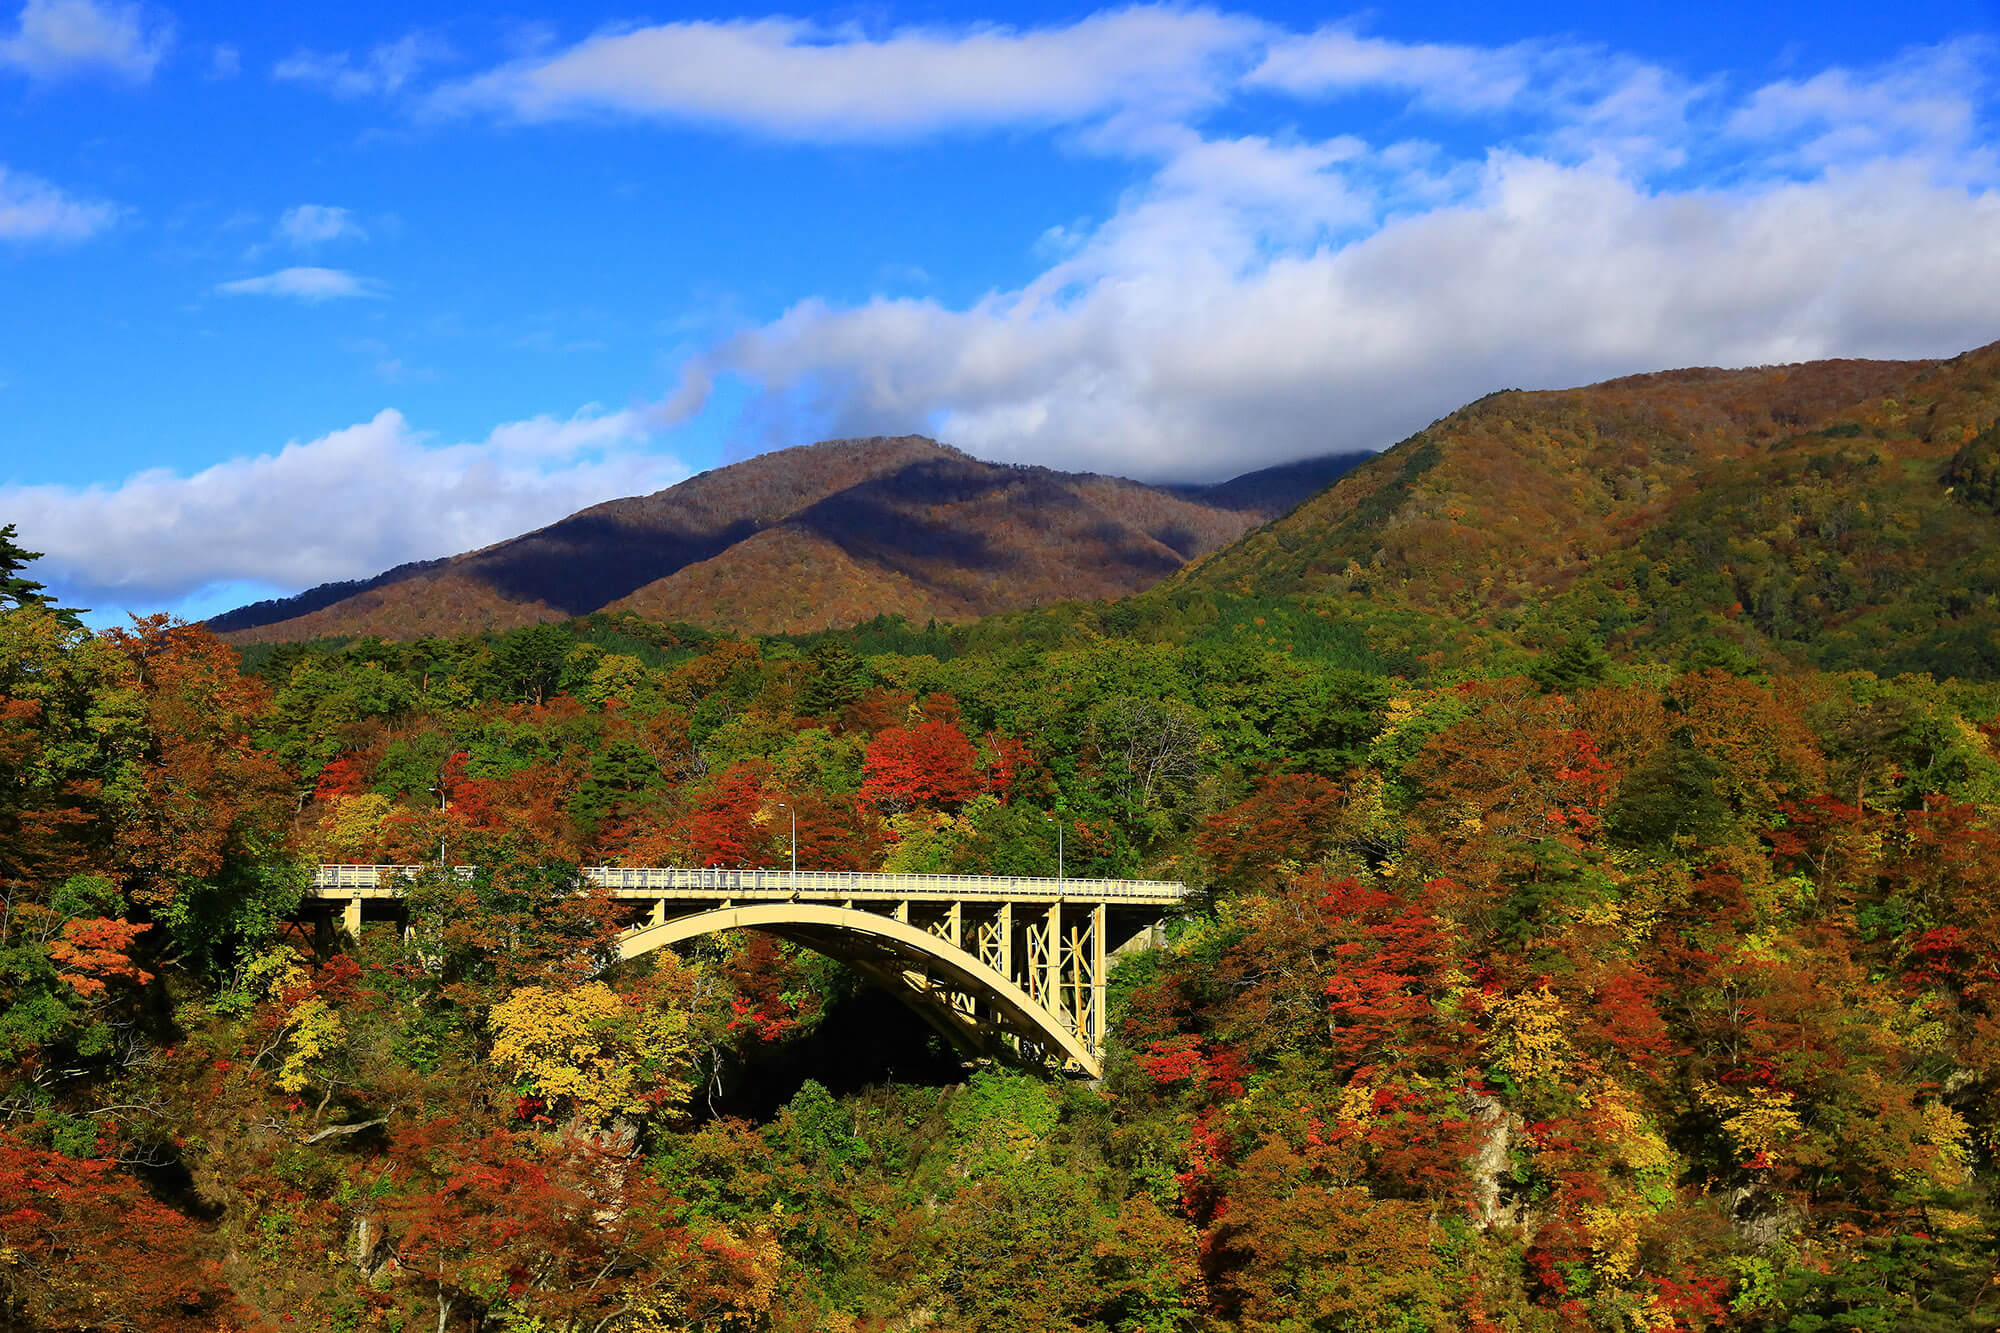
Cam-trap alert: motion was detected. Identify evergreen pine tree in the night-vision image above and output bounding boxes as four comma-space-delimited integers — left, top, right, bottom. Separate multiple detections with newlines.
0, 523, 83, 626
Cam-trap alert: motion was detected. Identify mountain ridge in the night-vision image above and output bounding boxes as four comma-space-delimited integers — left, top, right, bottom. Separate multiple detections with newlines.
1164, 341, 2000, 677
211, 437, 1365, 642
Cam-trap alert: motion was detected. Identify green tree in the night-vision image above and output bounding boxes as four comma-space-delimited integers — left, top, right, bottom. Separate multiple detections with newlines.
0, 523, 82, 626
802, 641, 873, 716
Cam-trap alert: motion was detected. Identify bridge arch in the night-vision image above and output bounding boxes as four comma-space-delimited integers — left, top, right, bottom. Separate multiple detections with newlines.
310, 864, 1190, 1080
616, 902, 1102, 1077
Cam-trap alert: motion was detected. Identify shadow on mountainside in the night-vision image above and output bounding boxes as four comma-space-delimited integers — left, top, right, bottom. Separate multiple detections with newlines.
461, 514, 761, 615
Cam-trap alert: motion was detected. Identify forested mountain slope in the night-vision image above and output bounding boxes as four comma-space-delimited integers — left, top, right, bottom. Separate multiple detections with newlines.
1172, 342, 2000, 677
7, 455, 2000, 1330
211, 438, 1363, 642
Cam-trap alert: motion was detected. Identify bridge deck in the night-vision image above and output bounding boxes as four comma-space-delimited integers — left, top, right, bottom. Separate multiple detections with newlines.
309, 864, 1189, 905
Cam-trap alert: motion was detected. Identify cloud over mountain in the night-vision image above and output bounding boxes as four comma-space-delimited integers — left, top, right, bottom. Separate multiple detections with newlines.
2, 406, 684, 611
12, 6, 1999, 615
624, 31, 2000, 479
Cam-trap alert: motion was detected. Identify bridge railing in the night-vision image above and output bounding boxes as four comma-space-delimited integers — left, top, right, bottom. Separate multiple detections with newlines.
310, 864, 1189, 902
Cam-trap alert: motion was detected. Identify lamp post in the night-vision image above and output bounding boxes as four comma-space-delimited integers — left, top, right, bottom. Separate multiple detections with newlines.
1045, 814, 1064, 887
776, 801, 797, 893
427, 784, 447, 869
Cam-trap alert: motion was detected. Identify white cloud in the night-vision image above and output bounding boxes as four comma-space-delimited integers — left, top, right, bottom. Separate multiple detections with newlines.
372, 357, 431, 384
273, 32, 447, 99
429, 8, 1264, 138
1727, 40, 1993, 172
0, 0, 169, 81
215, 266, 382, 302
207, 42, 238, 79
4, 406, 687, 608
1249, 26, 1706, 174
277, 204, 367, 250
1248, 27, 1536, 110
0, 163, 116, 241
681, 123, 2000, 480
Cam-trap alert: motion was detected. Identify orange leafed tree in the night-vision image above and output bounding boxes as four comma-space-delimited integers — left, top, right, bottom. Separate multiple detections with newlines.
45, 916, 152, 997
101, 616, 291, 904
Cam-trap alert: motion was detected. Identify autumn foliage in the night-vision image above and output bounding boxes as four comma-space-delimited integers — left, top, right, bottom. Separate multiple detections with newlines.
10, 342, 2000, 1333
858, 713, 983, 812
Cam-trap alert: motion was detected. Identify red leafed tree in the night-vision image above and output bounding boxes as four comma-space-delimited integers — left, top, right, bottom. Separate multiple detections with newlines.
772, 786, 885, 871
983, 733, 1034, 798
1212, 874, 1470, 1085
382, 1118, 756, 1331
312, 752, 370, 801
1767, 794, 1882, 899
686, 762, 774, 868
858, 717, 982, 813
722, 933, 822, 1042
1573, 965, 1674, 1078
0, 1131, 235, 1330
1198, 772, 1347, 892
438, 750, 499, 829
386, 1124, 590, 1329
840, 687, 915, 737
1405, 682, 1621, 888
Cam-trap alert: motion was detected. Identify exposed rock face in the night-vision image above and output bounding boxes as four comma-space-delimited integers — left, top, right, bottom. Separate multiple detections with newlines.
557, 1114, 643, 1227
1466, 1092, 1522, 1231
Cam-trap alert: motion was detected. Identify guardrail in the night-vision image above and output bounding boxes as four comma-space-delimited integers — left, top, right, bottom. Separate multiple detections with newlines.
310, 864, 1189, 902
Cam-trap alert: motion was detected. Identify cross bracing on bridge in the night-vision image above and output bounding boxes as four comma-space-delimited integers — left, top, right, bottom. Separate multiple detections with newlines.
307, 864, 1189, 1079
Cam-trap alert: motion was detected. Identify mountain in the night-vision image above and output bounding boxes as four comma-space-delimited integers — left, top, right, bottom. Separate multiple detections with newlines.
211, 437, 1364, 642
1168, 339, 2000, 677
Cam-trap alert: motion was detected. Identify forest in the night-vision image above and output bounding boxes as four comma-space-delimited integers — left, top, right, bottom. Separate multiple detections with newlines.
3, 477, 1999, 1333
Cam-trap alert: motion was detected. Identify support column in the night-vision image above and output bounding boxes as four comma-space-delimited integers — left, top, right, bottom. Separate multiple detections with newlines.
1044, 902, 1063, 1022
341, 895, 361, 938
946, 901, 962, 949
1068, 920, 1087, 1037
997, 902, 1013, 984
650, 898, 666, 927
1092, 902, 1107, 1052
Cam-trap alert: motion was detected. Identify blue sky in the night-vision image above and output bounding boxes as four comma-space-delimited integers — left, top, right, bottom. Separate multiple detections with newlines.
3, 0, 1998, 622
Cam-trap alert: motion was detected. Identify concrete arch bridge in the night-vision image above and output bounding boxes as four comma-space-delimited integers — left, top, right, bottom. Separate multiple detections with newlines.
310, 865, 1190, 1078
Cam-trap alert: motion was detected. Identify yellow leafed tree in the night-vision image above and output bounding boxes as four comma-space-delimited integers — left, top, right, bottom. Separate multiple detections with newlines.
489, 981, 696, 1123
313, 792, 394, 863
240, 946, 347, 1094
1488, 985, 1573, 1086
1699, 1083, 1803, 1164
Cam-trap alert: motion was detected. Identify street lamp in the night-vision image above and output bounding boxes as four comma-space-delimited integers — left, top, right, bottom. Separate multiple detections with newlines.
1044, 814, 1064, 886
427, 784, 447, 869
775, 801, 798, 893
